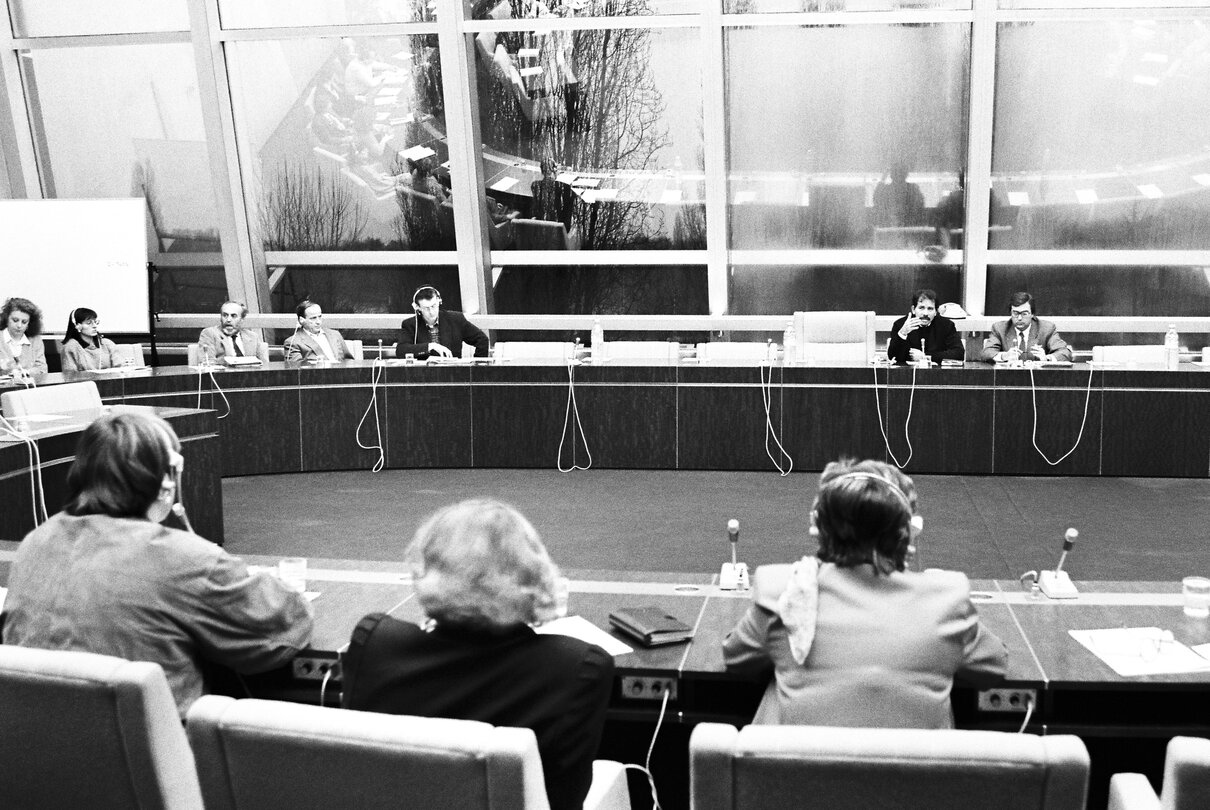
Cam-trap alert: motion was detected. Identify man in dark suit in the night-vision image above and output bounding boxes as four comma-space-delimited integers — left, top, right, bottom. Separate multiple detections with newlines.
397, 285, 489, 360
981, 292, 1072, 363
887, 289, 964, 364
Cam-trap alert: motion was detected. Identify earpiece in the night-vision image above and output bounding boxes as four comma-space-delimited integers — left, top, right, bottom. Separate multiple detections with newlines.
412, 285, 441, 312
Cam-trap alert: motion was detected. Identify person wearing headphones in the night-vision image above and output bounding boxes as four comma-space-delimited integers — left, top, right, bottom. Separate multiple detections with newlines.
284, 299, 354, 362
397, 285, 489, 360
198, 301, 271, 364
1, 411, 314, 718
60, 307, 126, 372
723, 457, 1006, 728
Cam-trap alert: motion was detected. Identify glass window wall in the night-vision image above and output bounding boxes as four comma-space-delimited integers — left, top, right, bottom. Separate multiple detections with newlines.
217, 0, 434, 29
725, 23, 969, 251
8, 0, 188, 37
729, 264, 962, 315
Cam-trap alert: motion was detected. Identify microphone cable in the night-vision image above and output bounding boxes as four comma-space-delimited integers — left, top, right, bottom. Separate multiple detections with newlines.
355, 359, 386, 472
195, 362, 231, 419
873, 361, 916, 469
557, 356, 592, 472
622, 687, 669, 810
759, 357, 792, 475
0, 414, 49, 526
1017, 692, 1035, 734
1029, 364, 1094, 466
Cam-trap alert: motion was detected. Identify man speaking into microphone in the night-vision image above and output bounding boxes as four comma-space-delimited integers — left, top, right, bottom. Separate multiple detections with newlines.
888, 289, 964, 364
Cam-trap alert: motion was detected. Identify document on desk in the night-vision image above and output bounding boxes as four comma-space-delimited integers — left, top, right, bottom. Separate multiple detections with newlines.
490, 176, 519, 192
535, 615, 633, 657
1069, 627, 1210, 677
399, 145, 436, 162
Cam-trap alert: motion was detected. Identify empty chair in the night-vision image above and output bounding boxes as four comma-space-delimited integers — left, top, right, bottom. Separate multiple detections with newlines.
1, 380, 102, 418
1093, 345, 1167, 364
493, 341, 576, 362
0, 645, 203, 810
596, 340, 679, 362
1109, 736, 1210, 810
513, 218, 576, 250
696, 341, 774, 363
114, 343, 145, 367
690, 722, 1089, 810
792, 310, 876, 364
186, 696, 629, 810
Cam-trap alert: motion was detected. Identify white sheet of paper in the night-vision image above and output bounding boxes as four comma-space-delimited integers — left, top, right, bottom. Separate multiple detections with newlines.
400, 145, 436, 161
734, 191, 756, 204
571, 177, 601, 188
535, 615, 633, 657
1007, 191, 1030, 206
1069, 627, 1210, 677
556, 172, 578, 184
490, 176, 519, 192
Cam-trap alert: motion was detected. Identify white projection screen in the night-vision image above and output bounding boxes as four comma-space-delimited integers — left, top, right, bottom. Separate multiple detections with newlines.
0, 198, 149, 335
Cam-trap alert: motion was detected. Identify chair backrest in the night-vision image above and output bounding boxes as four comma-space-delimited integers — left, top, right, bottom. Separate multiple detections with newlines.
345, 339, 364, 361
1, 380, 102, 418
115, 343, 145, 367
598, 340, 679, 362
793, 310, 876, 363
0, 645, 203, 810
690, 723, 1089, 810
493, 341, 576, 362
513, 218, 570, 250
1093, 345, 1167, 364
696, 342, 773, 363
186, 696, 551, 810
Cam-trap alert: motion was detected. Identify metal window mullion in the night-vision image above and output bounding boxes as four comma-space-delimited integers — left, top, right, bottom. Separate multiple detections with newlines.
0, 1, 41, 198
702, 0, 728, 315
187, 0, 269, 314
963, 0, 997, 316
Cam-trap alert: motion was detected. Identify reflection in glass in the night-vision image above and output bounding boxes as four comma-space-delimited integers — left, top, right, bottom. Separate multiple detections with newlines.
22, 45, 220, 257
725, 0, 969, 13
994, 20, 1210, 250
726, 24, 969, 250
154, 267, 230, 343
475, 26, 704, 250
729, 265, 962, 315
9, 0, 188, 37
469, 0, 698, 21
493, 264, 707, 332
269, 265, 461, 343
230, 36, 451, 251
987, 266, 1210, 320
218, 0, 434, 29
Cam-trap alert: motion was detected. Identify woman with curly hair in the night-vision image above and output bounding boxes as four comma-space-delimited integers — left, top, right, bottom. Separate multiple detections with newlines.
0, 297, 47, 375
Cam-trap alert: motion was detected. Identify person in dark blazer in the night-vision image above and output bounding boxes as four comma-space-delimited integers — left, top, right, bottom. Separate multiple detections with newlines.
284, 300, 353, 362
341, 499, 612, 810
396, 285, 489, 359
888, 289, 965, 364
981, 291, 1072, 363
723, 458, 1007, 729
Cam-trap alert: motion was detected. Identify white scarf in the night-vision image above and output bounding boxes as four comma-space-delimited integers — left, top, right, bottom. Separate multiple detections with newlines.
777, 555, 821, 665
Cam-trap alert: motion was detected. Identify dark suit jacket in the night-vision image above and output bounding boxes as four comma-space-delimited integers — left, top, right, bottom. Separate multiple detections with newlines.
342, 614, 613, 810
887, 314, 964, 363
397, 310, 489, 358
981, 318, 1072, 362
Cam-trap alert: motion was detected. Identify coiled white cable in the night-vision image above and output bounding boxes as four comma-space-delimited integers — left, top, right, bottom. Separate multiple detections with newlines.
760, 360, 793, 475
557, 360, 592, 472
355, 361, 386, 472
1029, 364, 1094, 466
873, 362, 916, 469
0, 415, 50, 526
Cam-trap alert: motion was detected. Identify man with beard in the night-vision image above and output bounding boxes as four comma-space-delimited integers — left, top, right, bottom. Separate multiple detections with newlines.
888, 289, 964, 364
198, 302, 269, 364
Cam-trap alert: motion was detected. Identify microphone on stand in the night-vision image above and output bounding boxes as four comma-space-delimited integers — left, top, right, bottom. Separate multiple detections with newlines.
1039, 528, 1079, 598
719, 518, 749, 591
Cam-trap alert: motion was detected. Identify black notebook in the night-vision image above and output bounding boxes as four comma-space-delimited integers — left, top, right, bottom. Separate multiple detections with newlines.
608, 606, 693, 646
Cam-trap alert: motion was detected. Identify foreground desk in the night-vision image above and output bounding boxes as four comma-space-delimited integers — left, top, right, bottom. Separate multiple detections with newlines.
0, 405, 223, 543
5, 360, 1209, 483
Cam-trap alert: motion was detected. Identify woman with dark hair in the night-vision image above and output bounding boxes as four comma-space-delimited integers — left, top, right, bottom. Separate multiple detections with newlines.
1, 411, 314, 718
0, 296, 47, 374
60, 307, 125, 372
342, 499, 614, 810
723, 458, 1006, 729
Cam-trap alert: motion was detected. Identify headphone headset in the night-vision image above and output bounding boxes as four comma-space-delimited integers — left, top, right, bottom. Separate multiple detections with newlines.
70, 307, 104, 348
813, 471, 923, 538
153, 424, 193, 532
412, 285, 441, 312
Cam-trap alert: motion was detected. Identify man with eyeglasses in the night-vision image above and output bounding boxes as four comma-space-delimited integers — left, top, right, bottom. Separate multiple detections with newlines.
397, 285, 489, 360
981, 292, 1072, 363
284, 300, 353, 363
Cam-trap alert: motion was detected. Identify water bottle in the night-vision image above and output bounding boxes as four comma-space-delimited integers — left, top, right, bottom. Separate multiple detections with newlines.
590, 318, 605, 362
782, 320, 797, 365
1165, 323, 1180, 370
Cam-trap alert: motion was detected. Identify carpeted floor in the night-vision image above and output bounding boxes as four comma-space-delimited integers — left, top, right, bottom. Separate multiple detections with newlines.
222, 469, 1210, 583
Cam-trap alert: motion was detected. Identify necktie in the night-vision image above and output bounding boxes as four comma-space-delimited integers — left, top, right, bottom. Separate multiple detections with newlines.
1017, 331, 1025, 353
232, 337, 244, 357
